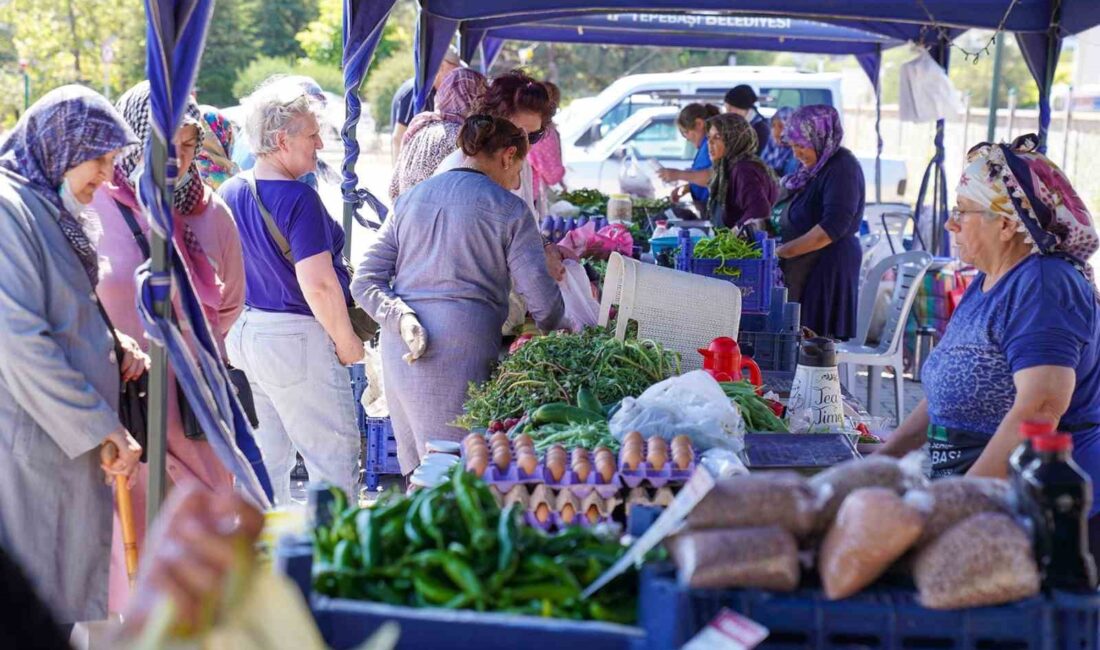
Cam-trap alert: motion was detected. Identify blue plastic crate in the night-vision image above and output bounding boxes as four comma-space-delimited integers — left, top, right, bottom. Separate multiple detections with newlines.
639, 564, 1100, 650
275, 538, 644, 650
364, 416, 400, 489
738, 329, 800, 372
676, 232, 780, 312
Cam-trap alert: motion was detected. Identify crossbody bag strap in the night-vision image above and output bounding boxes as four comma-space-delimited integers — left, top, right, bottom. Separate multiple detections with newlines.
241, 171, 294, 264
114, 199, 152, 259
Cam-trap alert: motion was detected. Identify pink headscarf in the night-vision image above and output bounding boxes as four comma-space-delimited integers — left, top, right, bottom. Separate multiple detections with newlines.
403, 68, 486, 144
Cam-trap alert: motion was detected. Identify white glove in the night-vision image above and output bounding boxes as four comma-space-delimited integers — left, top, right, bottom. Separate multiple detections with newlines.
399, 313, 427, 364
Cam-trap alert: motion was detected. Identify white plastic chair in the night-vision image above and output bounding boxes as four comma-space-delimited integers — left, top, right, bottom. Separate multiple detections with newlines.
863, 202, 914, 255
599, 253, 742, 371
837, 250, 933, 420
858, 233, 883, 294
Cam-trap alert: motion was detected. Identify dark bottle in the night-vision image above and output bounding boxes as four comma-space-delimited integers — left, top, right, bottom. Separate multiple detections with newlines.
1010, 420, 1055, 478
1021, 433, 1099, 592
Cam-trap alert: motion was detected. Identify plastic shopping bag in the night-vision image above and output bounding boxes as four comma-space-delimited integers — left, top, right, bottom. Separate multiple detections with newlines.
559, 259, 600, 332
619, 149, 655, 198
609, 370, 746, 452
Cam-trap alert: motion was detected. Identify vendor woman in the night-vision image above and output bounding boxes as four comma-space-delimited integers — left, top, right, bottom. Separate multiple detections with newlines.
657, 103, 720, 205
773, 105, 864, 340
880, 135, 1100, 538
353, 115, 567, 473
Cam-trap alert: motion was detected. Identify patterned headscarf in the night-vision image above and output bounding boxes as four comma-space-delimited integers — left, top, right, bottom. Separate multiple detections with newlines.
705, 113, 771, 223
0, 85, 137, 285
782, 105, 845, 192
761, 107, 796, 174
957, 134, 1098, 285
115, 81, 207, 215
195, 105, 238, 189
403, 68, 487, 144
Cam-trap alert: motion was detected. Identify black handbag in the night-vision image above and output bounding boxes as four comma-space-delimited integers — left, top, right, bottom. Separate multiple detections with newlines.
98, 300, 149, 462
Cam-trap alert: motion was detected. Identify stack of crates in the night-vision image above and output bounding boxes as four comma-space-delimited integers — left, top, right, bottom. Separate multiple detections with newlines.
349, 365, 401, 490
737, 287, 801, 373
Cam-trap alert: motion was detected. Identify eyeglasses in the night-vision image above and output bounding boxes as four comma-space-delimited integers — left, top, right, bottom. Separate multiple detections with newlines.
527, 128, 546, 146
949, 207, 995, 223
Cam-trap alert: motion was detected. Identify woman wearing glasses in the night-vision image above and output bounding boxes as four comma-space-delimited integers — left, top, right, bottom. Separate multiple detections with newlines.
880, 135, 1100, 549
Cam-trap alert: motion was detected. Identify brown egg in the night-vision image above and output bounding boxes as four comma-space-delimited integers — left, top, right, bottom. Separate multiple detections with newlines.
594, 446, 613, 460
586, 504, 601, 524
573, 459, 591, 482
672, 449, 693, 471
513, 433, 534, 449
466, 446, 489, 463
546, 458, 566, 482
560, 503, 576, 524
624, 430, 644, 446
571, 447, 589, 465
671, 434, 692, 453
466, 455, 488, 477
516, 453, 538, 475
535, 503, 551, 523
492, 446, 512, 471
595, 457, 615, 482
621, 448, 642, 471
464, 432, 485, 448
489, 431, 510, 447
648, 449, 668, 471
647, 436, 668, 456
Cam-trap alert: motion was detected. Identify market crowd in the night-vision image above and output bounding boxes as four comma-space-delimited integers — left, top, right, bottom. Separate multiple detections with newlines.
2, 46, 1100, 646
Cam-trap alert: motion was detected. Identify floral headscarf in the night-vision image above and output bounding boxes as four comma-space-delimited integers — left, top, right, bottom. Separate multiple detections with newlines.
782, 105, 844, 192
957, 134, 1098, 285
115, 81, 207, 215
0, 85, 137, 285
761, 106, 795, 174
195, 105, 238, 189
403, 68, 487, 144
705, 113, 771, 224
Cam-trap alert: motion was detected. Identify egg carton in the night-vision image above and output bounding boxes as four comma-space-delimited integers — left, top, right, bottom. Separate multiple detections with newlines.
512, 485, 621, 532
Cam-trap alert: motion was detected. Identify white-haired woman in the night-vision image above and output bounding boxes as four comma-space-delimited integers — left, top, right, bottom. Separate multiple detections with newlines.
219, 82, 362, 505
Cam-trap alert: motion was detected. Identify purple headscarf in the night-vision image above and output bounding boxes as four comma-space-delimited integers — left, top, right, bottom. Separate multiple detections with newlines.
782, 105, 844, 192
403, 68, 487, 144
0, 85, 137, 285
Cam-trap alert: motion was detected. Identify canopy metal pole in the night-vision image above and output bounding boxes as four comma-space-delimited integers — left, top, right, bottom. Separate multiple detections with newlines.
986, 33, 1005, 142
874, 44, 883, 204
1006, 87, 1017, 141
342, 123, 356, 259
145, 141, 172, 527
1063, 85, 1074, 169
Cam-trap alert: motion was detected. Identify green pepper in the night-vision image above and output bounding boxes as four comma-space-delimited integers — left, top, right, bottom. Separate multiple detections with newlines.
588, 600, 636, 624
419, 490, 445, 549
502, 581, 579, 603
404, 491, 427, 548
497, 504, 519, 573
354, 509, 379, 569
440, 555, 484, 600
412, 570, 461, 605
452, 467, 492, 550
442, 593, 473, 609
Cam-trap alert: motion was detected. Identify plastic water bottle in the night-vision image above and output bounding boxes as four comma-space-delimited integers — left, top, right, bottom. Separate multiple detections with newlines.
564, 217, 577, 237
1020, 433, 1098, 592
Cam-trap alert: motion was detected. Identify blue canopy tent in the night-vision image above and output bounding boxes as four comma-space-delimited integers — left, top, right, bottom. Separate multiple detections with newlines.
138, 0, 273, 521
459, 14, 901, 202
399, 2, 1100, 256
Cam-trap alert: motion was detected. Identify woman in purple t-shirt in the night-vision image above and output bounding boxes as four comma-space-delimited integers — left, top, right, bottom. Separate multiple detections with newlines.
219, 82, 362, 505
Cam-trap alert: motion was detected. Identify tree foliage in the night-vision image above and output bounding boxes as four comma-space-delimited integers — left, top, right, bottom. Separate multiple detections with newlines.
233, 55, 343, 101
255, 0, 319, 59
194, 0, 260, 106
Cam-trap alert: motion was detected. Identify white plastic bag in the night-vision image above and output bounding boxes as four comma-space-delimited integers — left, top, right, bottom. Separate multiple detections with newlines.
609, 370, 745, 452
619, 149, 655, 198
558, 259, 599, 331
361, 341, 389, 417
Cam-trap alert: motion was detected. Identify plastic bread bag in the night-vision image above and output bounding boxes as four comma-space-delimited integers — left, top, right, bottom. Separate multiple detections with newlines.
808, 452, 926, 532
610, 371, 746, 453
918, 477, 1014, 547
914, 512, 1040, 609
818, 488, 931, 600
668, 527, 800, 591
686, 472, 823, 538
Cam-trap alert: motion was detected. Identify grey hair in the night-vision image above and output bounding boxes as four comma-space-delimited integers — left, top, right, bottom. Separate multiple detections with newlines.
245, 90, 322, 157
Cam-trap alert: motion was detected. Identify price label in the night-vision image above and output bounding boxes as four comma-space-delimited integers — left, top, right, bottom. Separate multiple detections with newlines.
682, 609, 769, 650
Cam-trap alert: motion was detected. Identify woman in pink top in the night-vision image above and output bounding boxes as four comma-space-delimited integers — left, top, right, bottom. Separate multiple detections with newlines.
527, 81, 566, 202
88, 82, 243, 613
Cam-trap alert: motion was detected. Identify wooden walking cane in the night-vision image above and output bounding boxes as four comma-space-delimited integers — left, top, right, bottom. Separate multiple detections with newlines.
102, 441, 139, 589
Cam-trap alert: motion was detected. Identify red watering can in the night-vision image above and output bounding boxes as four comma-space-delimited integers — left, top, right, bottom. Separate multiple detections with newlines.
698, 337, 763, 386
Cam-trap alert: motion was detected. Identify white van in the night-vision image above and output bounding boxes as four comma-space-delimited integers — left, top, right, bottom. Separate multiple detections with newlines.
559, 66, 908, 201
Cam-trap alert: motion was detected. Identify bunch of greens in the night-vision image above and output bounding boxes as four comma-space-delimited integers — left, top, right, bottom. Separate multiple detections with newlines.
693, 229, 763, 277
721, 381, 788, 432
313, 467, 638, 622
459, 329, 680, 430
559, 188, 609, 214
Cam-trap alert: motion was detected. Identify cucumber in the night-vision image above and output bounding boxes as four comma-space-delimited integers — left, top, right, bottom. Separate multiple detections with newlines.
531, 403, 605, 426
576, 387, 603, 414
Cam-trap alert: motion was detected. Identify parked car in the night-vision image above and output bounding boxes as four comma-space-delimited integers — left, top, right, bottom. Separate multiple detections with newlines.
559, 67, 908, 201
